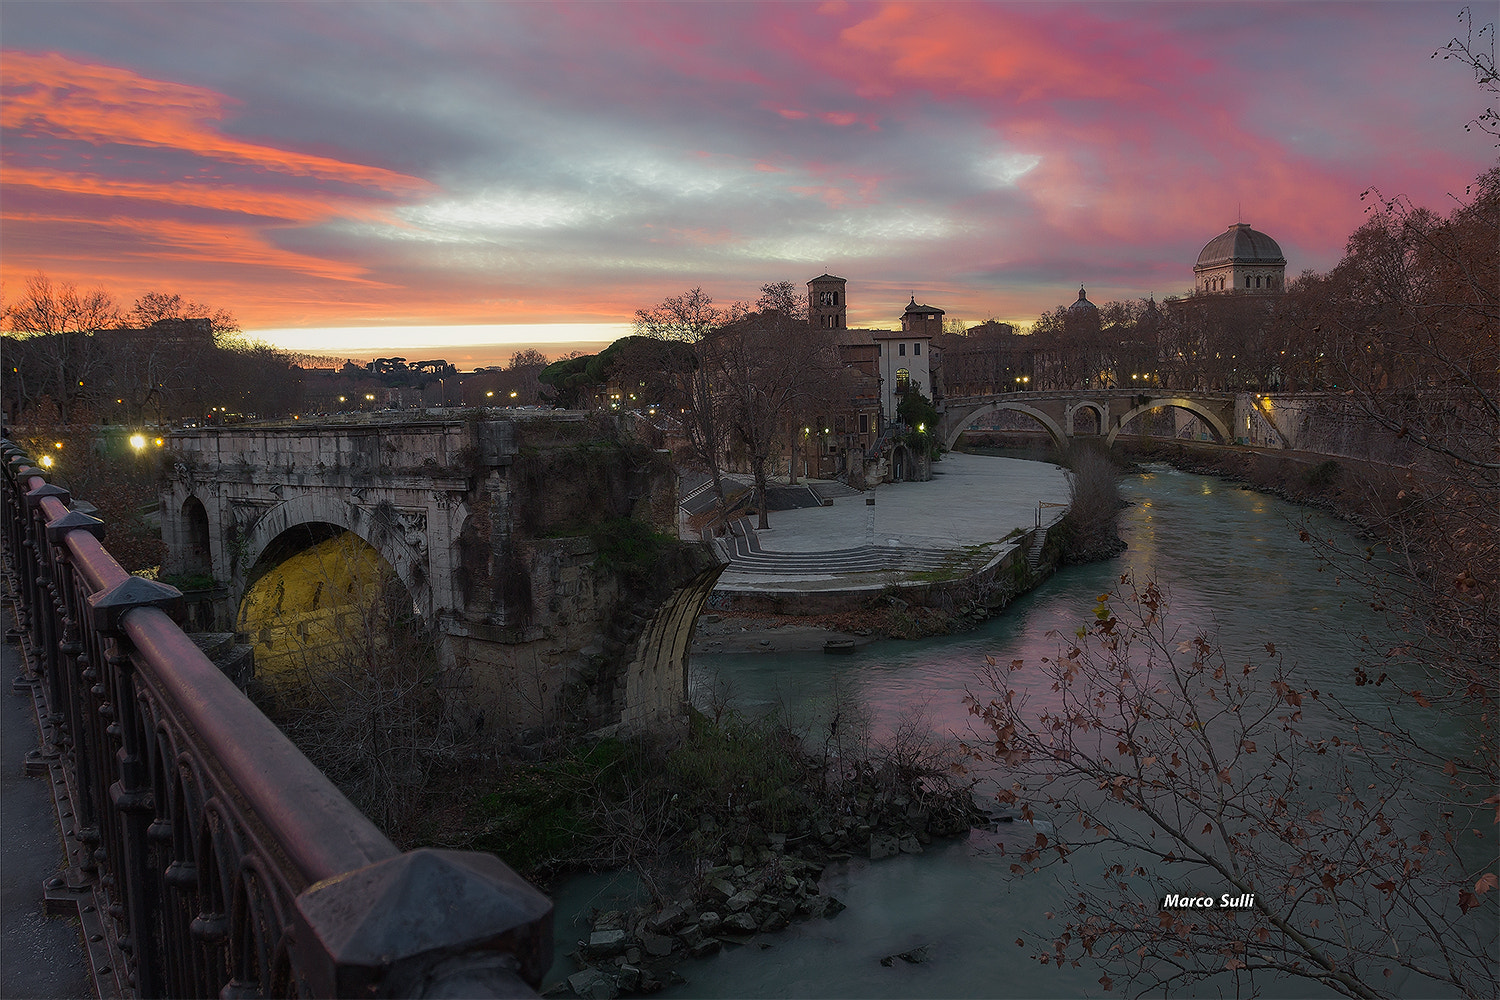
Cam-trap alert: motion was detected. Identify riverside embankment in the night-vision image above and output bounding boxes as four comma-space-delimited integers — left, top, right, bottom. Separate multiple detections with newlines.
574, 460, 1425, 1000
700, 453, 1073, 644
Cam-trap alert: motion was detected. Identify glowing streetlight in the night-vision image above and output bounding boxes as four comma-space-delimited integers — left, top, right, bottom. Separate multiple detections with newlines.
510, 391, 518, 399
486, 391, 494, 398
39, 454, 54, 469
130, 434, 147, 451
154, 438, 164, 446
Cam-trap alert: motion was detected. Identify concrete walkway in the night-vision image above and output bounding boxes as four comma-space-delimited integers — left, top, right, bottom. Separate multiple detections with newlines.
713, 452, 1070, 592
1, 601, 94, 1000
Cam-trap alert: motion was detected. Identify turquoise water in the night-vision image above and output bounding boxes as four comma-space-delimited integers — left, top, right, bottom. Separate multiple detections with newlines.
549, 462, 1472, 998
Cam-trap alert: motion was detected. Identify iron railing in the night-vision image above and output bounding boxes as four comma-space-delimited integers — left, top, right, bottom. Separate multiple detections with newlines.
1, 439, 552, 998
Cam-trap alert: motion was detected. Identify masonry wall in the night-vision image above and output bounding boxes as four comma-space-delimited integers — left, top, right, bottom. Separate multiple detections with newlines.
161, 413, 721, 734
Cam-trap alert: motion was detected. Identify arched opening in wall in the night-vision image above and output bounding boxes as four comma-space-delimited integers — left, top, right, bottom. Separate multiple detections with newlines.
1116, 405, 1177, 441
239, 524, 424, 677
889, 443, 914, 482
950, 405, 1066, 458
239, 524, 427, 676
181, 496, 213, 578
238, 523, 448, 842
1071, 406, 1101, 436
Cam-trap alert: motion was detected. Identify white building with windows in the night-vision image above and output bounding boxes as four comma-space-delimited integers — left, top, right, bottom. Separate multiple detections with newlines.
872, 325, 933, 423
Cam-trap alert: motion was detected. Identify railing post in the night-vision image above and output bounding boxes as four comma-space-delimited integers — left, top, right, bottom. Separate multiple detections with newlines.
46, 508, 107, 889
87, 576, 185, 999
25, 482, 71, 752
292, 849, 553, 998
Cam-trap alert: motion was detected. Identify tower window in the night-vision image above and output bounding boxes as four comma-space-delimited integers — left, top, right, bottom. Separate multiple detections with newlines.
896, 368, 910, 392
899, 343, 906, 357
914, 342, 921, 356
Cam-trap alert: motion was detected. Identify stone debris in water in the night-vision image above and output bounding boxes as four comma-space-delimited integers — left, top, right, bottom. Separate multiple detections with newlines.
880, 944, 933, 967
557, 758, 983, 996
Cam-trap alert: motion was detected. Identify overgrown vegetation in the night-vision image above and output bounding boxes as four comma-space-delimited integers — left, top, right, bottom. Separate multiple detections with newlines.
250, 542, 463, 847
589, 517, 679, 582
1056, 445, 1127, 564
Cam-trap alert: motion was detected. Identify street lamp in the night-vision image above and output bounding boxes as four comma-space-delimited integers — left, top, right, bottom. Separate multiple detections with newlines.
130, 434, 147, 451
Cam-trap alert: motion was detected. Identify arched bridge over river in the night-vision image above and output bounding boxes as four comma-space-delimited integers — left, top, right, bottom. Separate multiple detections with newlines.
939, 389, 1280, 451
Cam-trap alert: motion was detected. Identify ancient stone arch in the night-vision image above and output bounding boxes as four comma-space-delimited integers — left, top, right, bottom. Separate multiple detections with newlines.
231, 492, 431, 619
942, 401, 1068, 453
1106, 397, 1232, 446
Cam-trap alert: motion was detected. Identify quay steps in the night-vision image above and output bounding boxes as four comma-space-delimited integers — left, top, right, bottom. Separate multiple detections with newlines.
720, 518, 970, 577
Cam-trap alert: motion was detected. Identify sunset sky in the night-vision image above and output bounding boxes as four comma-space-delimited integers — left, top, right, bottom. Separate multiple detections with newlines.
2, 2, 1492, 368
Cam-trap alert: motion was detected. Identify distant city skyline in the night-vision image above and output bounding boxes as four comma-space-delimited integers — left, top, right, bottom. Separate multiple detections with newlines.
2, 2, 1492, 360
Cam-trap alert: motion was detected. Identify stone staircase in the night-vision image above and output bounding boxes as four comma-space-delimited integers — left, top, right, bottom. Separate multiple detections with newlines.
720, 517, 962, 577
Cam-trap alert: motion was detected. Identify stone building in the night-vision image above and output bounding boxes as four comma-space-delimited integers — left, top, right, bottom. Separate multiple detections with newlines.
807, 273, 848, 330
1193, 223, 1287, 294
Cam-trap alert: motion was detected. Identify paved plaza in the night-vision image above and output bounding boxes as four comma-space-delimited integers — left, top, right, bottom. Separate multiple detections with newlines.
714, 452, 1071, 592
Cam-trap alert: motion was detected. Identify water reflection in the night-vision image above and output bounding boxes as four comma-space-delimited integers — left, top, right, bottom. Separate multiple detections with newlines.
550, 461, 1433, 998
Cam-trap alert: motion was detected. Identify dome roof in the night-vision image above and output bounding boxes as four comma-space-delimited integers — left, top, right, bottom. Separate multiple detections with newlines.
1067, 286, 1098, 314
1195, 223, 1285, 269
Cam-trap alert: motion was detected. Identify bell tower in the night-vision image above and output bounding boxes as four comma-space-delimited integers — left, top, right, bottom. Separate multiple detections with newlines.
807, 273, 848, 330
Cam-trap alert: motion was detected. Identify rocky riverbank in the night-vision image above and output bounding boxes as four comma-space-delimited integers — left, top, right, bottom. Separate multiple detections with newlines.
548, 754, 985, 998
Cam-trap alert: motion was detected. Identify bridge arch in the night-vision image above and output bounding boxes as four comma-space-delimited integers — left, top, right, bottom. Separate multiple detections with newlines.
180, 495, 213, 576
232, 493, 431, 619
943, 401, 1068, 453
1106, 397, 1232, 446
1066, 401, 1105, 436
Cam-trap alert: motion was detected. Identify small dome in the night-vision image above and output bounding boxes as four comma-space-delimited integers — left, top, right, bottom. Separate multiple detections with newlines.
1067, 286, 1098, 314
904, 295, 943, 315
1196, 223, 1285, 268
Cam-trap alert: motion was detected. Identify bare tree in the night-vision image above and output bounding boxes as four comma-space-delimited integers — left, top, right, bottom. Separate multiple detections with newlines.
965, 576, 1498, 998
714, 281, 845, 528
129, 290, 239, 335
3, 273, 118, 421
636, 288, 743, 516
1434, 5, 1498, 145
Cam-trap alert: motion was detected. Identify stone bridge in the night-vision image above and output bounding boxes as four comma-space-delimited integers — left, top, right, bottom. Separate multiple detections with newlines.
159, 413, 724, 734
939, 390, 1282, 451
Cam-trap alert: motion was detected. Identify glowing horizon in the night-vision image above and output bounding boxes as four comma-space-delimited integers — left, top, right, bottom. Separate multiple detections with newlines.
2, 3, 1491, 356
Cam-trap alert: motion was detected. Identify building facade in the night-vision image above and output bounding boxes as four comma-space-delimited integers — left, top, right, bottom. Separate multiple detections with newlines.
807, 273, 848, 330
1193, 223, 1287, 294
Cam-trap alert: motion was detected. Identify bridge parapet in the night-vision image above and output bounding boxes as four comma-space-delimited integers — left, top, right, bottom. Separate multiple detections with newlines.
938, 390, 1242, 450
3, 439, 552, 998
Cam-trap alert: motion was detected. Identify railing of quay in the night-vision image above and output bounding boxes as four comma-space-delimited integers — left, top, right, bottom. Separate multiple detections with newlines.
1, 438, 552, 998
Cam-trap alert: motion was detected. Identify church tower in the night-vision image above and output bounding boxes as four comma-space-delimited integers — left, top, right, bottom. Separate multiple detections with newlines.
807, 273, 848, 329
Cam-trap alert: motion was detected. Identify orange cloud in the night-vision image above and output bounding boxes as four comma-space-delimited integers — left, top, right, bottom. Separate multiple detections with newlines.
1, 166, 394, 225
1, 51, 431, 196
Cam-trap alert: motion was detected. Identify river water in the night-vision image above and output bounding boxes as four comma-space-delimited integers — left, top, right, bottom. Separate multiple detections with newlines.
547, 460, 1466, 998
